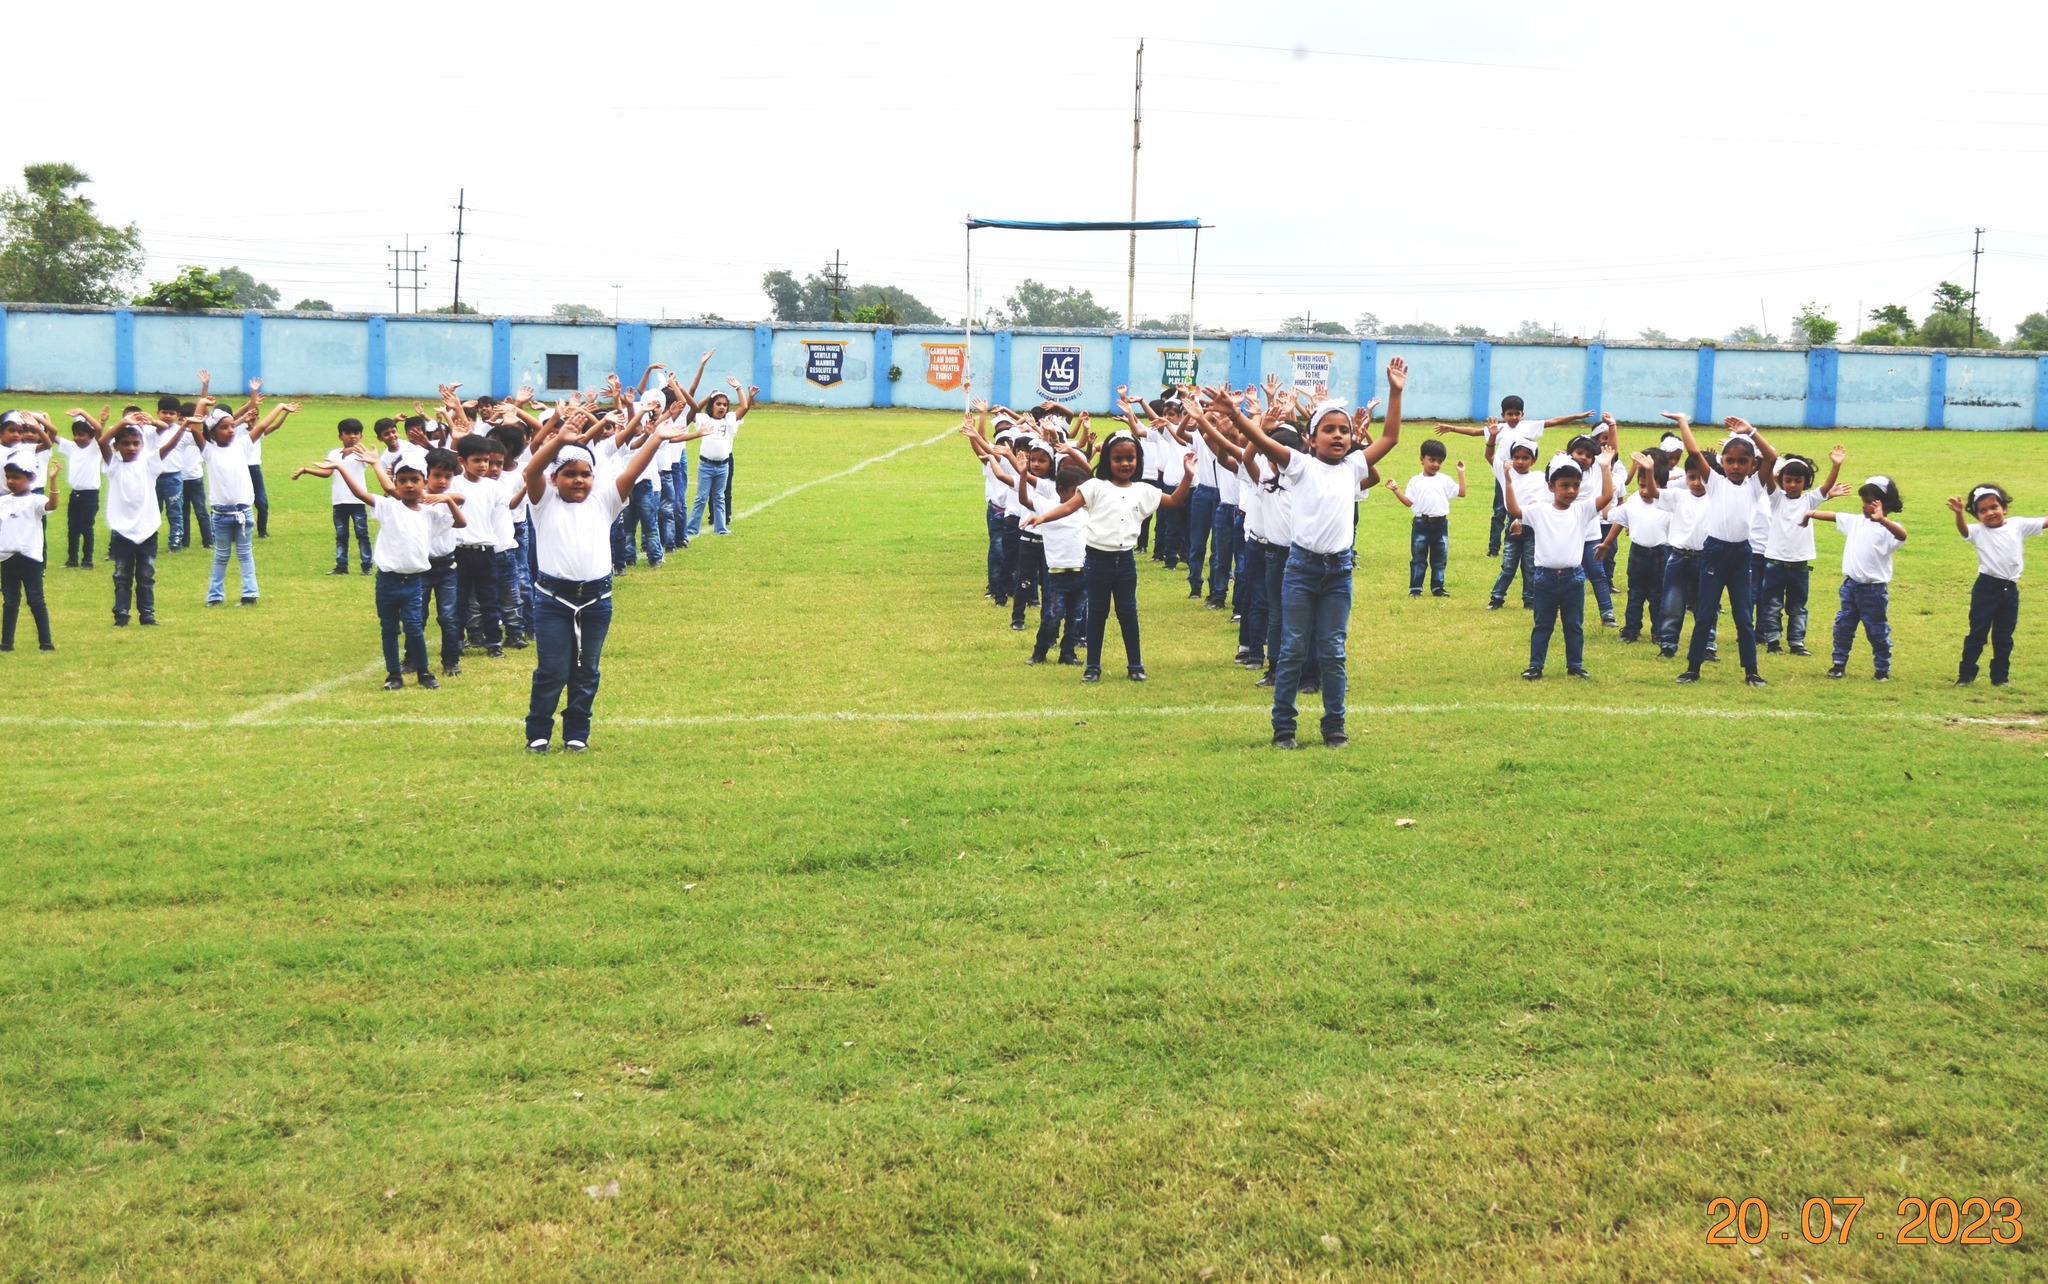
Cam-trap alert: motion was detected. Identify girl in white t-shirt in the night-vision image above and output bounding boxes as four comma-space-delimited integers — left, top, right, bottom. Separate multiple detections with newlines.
1948, 483, 2046, 686
1803, 476, 1907, 680
1022, 432, 1193, 682
684, 379, 755, 540
1016, 459, 1093, 665
0, 458, 59, 651
1757, 445, 1845, 656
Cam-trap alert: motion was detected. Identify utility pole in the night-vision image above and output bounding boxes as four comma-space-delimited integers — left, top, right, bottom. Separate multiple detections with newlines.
387, 237, 424, 313
613, 284, 621, 321
450, 188, 467, 313
825, 249, 848, 320
1970, 226, 1985, 347
1126, 37, 1143, 332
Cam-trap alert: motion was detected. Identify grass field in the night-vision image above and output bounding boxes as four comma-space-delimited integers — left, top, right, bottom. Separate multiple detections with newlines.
2, 392, 2045, 1281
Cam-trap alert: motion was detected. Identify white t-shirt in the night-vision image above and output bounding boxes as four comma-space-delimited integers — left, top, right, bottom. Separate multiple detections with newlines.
1525, 497, 1603, 569
369, 494, 451, 574
1701, 468, 1765, 544
1965, 517, 2046, 582
449, 473, 504, 547
1495, 421, 1542, 459
174, 431, 203, 481
1656, 485, 1710, 551
981, 460, 1010, 507
425, 488, 463, 558
530, 480, 626, 581
1075, 478, 1163, 553
1834, 511, 1903, 584
239, 423, 264, 466
102, 450, 171, 543
1763, 490, 1823, 562
489, 474, 520, 552
1156, 426, 1186, 487
1190, 433, 1219, 489
695, 412, 741, 463
57, 439, 102, 490
1003, 464, 1045, 521
1747, 484, 1771, 551
0, 493, 48, 561
203, 436, 255, 508
1278, 449, 1373, 556
1239, 474, 1268, 543
1608, 493, 1669, 549
1032, 481, 1088, 570
1404, 472, 1460, 518
1495, 460, 1548, 523
1216, 456, 1240, 507
327, 448, 369, 506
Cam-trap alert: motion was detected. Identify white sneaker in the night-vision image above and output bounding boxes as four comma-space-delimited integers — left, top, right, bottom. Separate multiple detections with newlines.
565, 740, 587, 753
526, 739, 549, 754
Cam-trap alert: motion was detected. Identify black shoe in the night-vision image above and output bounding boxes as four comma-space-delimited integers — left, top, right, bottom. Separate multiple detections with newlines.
64, 559, 77, 568
1521, 666, 1543, 681
80, 561, 93, 570
239, 596, 257, 607
1058, 652, 1081, 666
504, 633, 528, 649
1009, 621, 1026, 632
487, 645, 505, 659
1187, 589, 1202, 600
139, 617, 158, 626
1234, 647, 1253, 664
1789, 643, 1810, 656
443, 663, 462, 677
1230, 613, 1241, 623
1409, 589, 1423, 598
383, 675, 405, 690
1082, 667, 1101, 683
114, 616, 129, 627
1254, 670, 1274, 688
1487, 599, 1504, 611
994, 597, 1008, 608
1272, 733, 1299, 750
565, 740, 587, 753
1658, 646, 1676, 658
1826, 664, 1845, 679
1675, 669, 1700, 684
0, 644, 11, 652
327, 565, 349, 575
1704, 653, 1720, 663
417, 672, 441, 689
1323, 732, 1348, 748
360, 565, 373, 575
1766, 640, 1784, 654
1618, 632, 1639, 643
1744, 671, 1767, 687
1955, 675, 1975, 686
1567, 666, 1591, 679
1991, 678, 2009, 686
1600, 613, 1616, 627
1026, 652, 1047, 665
527, 739, 549, 754
1300, 682, 1320, 696
1432, 589, 1449, 597
38, 643, 53, 652
1873, 671, 1890, 682
1205, 598, 1224, 611
1127, 665, 1147, 681
205, 600, 221, 608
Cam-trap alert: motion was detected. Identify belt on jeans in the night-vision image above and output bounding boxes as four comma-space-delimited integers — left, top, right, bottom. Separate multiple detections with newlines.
1766, 558, 1809, 568
1668, 548, 1702, 558
1019, 532, 1043, 544
429, 554, 455, 570
534, 573, 613, 652
1412, 515, 1447, 524
1289, 548, 1353, 566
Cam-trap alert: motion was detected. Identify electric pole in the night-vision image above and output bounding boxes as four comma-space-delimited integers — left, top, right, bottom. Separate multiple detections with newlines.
1970, 226, 1985, 347
825, 250, 848, 320
1126, 37, 1143, 332
451, 189, 467, 313
387, 238, 425, 313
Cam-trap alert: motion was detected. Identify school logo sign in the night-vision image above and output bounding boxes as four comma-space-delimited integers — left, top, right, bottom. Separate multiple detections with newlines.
1038, 344, 1082, 400
923, 342, 966, 392
803, 341, 845, 388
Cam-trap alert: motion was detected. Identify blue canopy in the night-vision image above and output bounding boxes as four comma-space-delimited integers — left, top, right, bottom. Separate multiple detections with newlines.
965, 218, 1202, 232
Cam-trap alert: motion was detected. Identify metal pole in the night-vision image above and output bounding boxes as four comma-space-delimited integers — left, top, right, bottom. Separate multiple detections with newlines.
451, 188, 465, 312
1126, 38, 1143, 332
1187, 226, 1199, 388
964, 221, 973, 412
1970, 226, 1984, 347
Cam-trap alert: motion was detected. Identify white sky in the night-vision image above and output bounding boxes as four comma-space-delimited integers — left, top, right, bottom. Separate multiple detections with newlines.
10, 0, 2048, 340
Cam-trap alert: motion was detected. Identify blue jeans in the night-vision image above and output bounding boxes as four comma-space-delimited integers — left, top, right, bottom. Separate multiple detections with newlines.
1690, 536, 1758, 671
1622, 543, 1666, 639
1490, 528, 1533, 607
1011, 536, 1044, 625
1153, 496, 1185, 566
1959, 573, 2019, 683
206, 507, 258, 603
156, 472, 186, 549
1273, 548, 1353, 738
249, 464, 269, 536
1488, 477, 1507, 555
375, 570, 428, 677
1832, 578, 1891, 673
494, 547, 527, 640
1409, 517, 1447, 593
334, 504, 371, 569
659, 465, 685, 549
111, 532, 157, 622
688, 457, 731, 536
1206, 501, 1238, 602
455, 545, 502, 646
1759, 559, 1811, 646
426, 556, 460, 669
998, 514, 1022, 605
1656, 550, 1703, 650
613, 478, 663, 568
1527, 565, 1586, 671
182, 477, 212, 548
1227, 506, 1246, 610
1034, 567, 1085, 657
1, 555, 51, 648
1581, 538, 1613, 616
526, 574, 614, 744
985, 503, 1006, 596
1185, 484, 1219, 595
1240, 539, 1271, 658
1263, 543, 1319, 687
1082, 548, 1141, 669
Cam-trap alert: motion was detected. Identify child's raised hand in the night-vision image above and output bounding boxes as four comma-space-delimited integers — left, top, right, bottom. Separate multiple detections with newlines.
1659, 410, 1687, 423
1455, 459, 1467, 474
281, 402, 300, 413
1385, 357, 1408, 392
726, 376, 742, 390
1946, 495, 1968, 515
746, 386, 759, 399
1829, 444, 1846, 465
1183, 450, 1198, 471
1723, 416, 1755, 435
1825, 482, 1850, 499
1382, 477, 1400, 491
1365, 397, 1381, 417
1863, 497, 1884, 518
1600, 412, 1616, 427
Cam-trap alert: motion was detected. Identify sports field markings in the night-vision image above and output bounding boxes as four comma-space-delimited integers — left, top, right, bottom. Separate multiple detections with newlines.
221, 426, 958, 724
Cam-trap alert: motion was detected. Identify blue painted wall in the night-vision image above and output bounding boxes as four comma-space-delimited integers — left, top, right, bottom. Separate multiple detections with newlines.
3, 305, 2044, 429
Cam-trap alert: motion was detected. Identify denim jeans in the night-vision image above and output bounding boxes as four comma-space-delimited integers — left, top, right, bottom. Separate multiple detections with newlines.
1488, 476, 1507, 555
1527, 565, 1586, 671
1272, 548, 1353, 737
1082, 548, 1142, 669
1205, 500, 1238, 602
526, 574, 614, 744
1262, 543, 1319, 687
181, 477, 211, 548
997, 514, 1022, 605
1581, 538, 1613, 616
688, 457, 732, 536
1011, 535, 1045, 626
1153, 498, 1185, 567
111, 532, 157, 623
1690, 536, 1758, 671
1490, 528, 1534, 607
1409, 517, 1447, 593
375, 570, 428, 677
206, 507, 258, 603
520, 519, 539, 637
1832, 578, 1891, 673
333, 503, 372, 569
985, 503, 1006, 596
1959, 573, 2019, 683
722, 453, 735, 515
658, 465, 685, 549
1185, 484, 1219, 595
494, 547, 527, 640
1656, 550, 1703, 650
1034, 566, 1086, 657
455, 545, 502, 646
249, 464, 269, 536
1240, 539, 1271, 658
156, 472, 186, 550
1, 555, 51, 647
426, 556, 461, 669
613, 478, 663, 568
1621, 544, 1666, 639
67, 489, 100, 564
1759, 559, 1811, 646
1227, 505, 1246, 610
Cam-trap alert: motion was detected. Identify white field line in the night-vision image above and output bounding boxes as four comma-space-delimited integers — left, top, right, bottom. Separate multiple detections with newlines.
26, 701, 2044, 733
218, 426, 957, 727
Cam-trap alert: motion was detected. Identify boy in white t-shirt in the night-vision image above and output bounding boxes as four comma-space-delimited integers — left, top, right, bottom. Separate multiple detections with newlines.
1758, 446, 1845, 656
291, 419, 376, 574
1018, 460, 1092, 665
1950, 483, 2047, 686
56, 411, 106, 569
1436, 395, 1594, 556
0, 458, 59, 651
332, 446, 466, 689
1804, 476, 1908, 680
98, 416, 182, 626
1385, 439, 1465, 596
1502, 448, 1620, 679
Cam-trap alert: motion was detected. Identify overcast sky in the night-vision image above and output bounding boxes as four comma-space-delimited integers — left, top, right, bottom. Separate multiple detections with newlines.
10, 0, 2047, 341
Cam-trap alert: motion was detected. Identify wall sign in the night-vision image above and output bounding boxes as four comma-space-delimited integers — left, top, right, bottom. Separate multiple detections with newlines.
1158, 347, 1200, 388
1289, 349, 1333, 395
803, 341, 846, 387
922, 342, 965, 392
1038, 344, 1082, 400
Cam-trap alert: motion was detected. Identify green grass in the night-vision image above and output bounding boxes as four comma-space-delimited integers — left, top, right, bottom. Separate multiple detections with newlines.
2, 394, 2045, 1280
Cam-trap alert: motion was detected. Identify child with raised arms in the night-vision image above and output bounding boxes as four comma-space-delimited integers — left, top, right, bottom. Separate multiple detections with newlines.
1501, 448, 1622, 679
56, 409, 106, 569
1758, 446, 1845, 656
330, 445, 466, 688
98, 414, 183, 626
420, 447, 467, 676
1386, 438, 1465, 597
1596, 451, 1666, 643
686, 379, 755, 540
1948, 484, 2044, 686
292, 419, 375, 574
1802, 475, 1906, 681
1486, 439, 1547, 610
1013, 456, 1091, 665
1662, 412, 1773, 687
188, 398, 282, 607
0, 457, 58, 651
1437, 396, 1593, 557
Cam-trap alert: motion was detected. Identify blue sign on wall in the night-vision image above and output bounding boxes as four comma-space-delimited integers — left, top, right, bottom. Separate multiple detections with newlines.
804, 340, 845, 387
1039, 344, 1081, 400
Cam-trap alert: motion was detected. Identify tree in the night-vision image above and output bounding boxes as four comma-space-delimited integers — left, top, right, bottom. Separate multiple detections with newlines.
552, 302, 605, 322
1639, 327, 1673, 342
1854, 305, 1913, 346
1724, 324, 1777, 344
761, 268, 940, 324
1929, 281, 1974, 318
1136, 313, 1191, 331
1918, 311, 1991, 348
1280, 316, 1350, 336
998, 279, 1120, 328
430, 301, 478, 315
0, 162, 145, 304
850, 300, 900, 325
1870, 304, 1913, 330
1354, 312, 1382, 336
135, 264, 238, 310
1791, 303, 1838, 346
1382, 321, 1450, 338
292, 298, 332, 311
2011, 311, 2048, 351
216, 266, 278, 309
1454, 324, 1489, 338
1514, 319, 1562, 340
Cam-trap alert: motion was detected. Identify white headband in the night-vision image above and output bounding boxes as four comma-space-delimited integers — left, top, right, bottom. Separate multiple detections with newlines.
555, 444, 596, 470
1309, 398, 1349, 427
1969, 485, 2003, 506
1865, 474, 1892, 491
1544, 452, 1581, 481
1658, 434, 1683, 454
